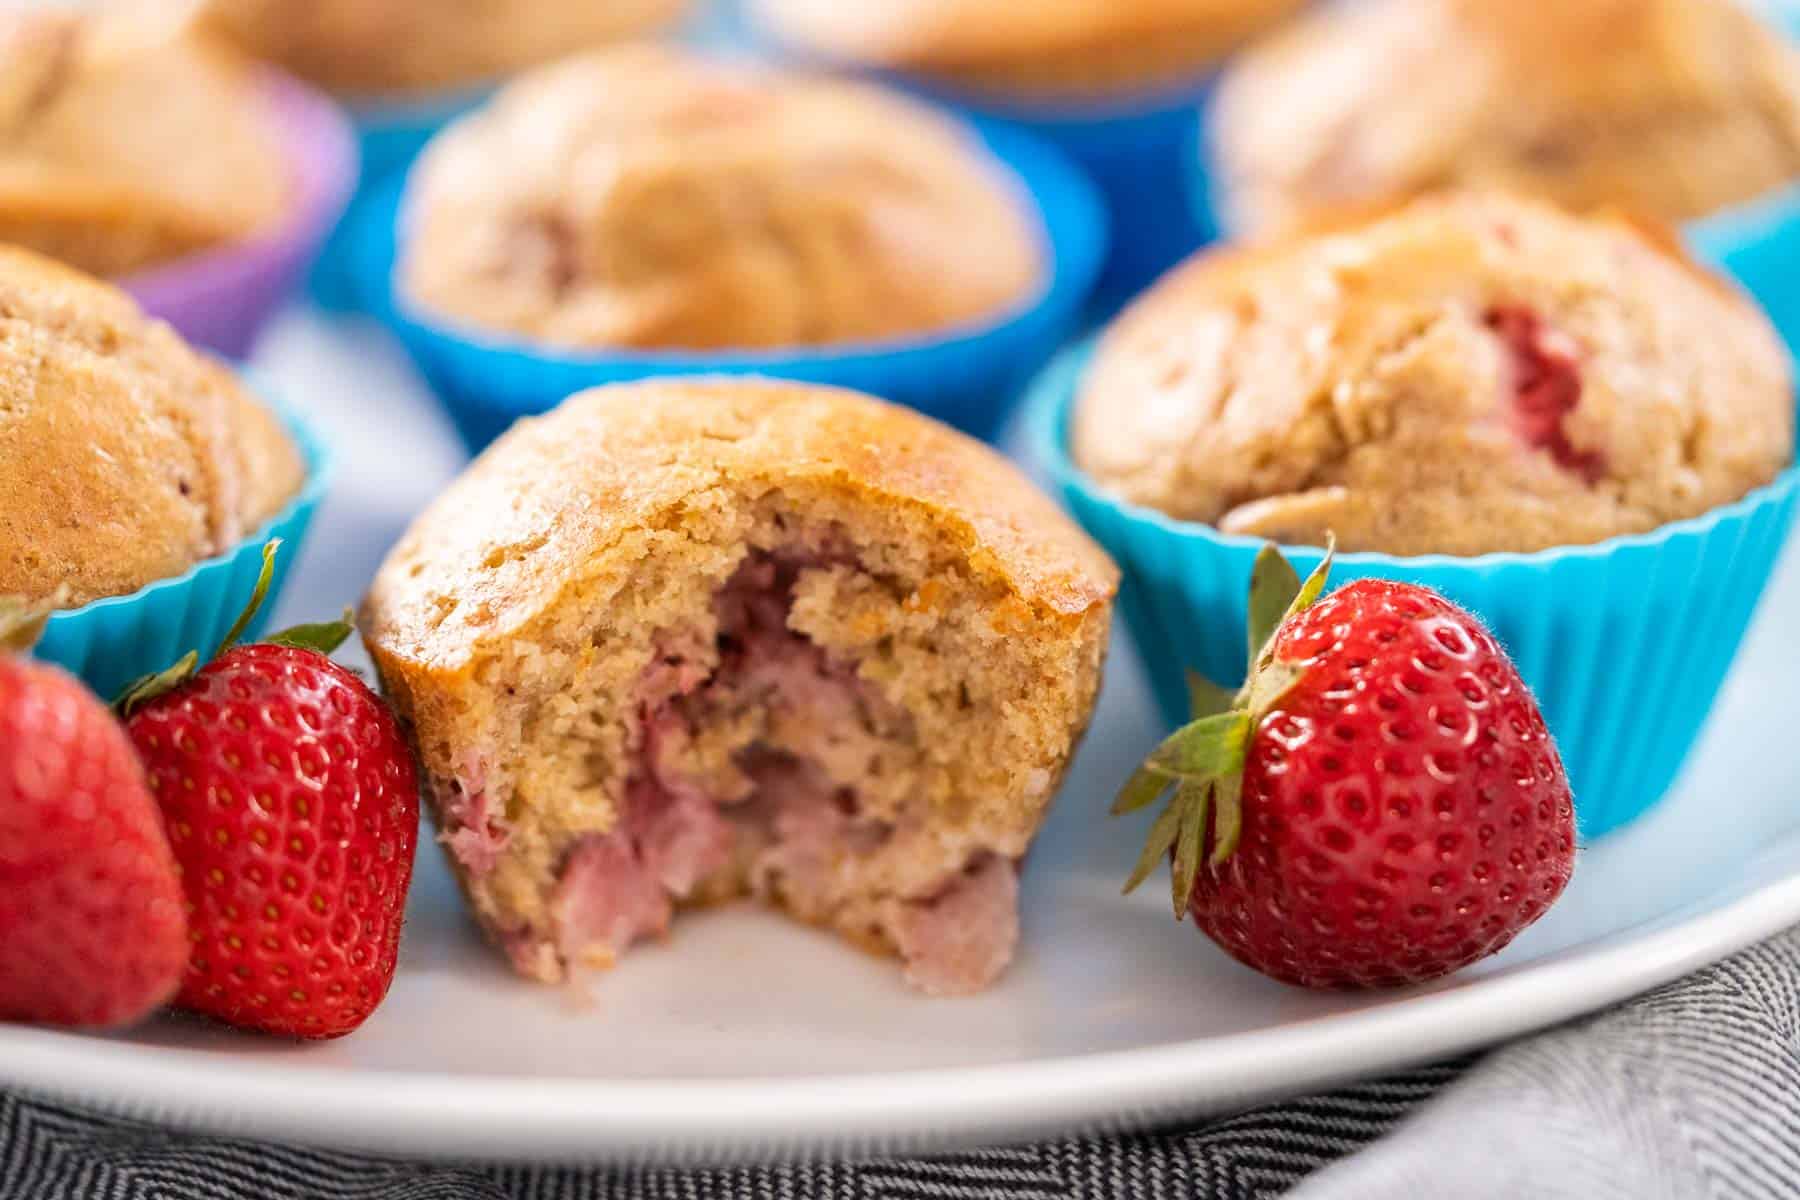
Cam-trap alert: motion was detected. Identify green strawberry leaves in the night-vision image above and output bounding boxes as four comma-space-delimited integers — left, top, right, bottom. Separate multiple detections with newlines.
265, 611, 354, 656
1113, 710, 1250, 916
116, 652, 201, 718
213, 540, 283, 658
1113, 538, 1338, 914
114, 539, 357, 717
1247, 544, 1301, 664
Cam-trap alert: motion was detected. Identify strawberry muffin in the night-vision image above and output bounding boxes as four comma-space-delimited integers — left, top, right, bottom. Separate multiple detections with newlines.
1071, 191, 1794, 556
0, 9, 290, 279
396, 46, 1043, 352
752, 0, 1309, 99
193, 0, 689, 98
1210, 0, 1800, 236
361, 379, 1117, 995
0, 246, 305, 609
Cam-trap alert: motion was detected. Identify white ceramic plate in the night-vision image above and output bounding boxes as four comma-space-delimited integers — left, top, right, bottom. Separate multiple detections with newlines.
5, 314, 1800, 1163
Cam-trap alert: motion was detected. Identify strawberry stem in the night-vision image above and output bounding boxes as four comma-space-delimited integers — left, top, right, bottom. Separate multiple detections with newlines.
1113, 537, 1342, 912
215, 539, 282, 658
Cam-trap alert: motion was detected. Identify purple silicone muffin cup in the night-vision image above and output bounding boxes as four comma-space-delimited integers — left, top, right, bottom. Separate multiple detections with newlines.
121, 70, 358, 360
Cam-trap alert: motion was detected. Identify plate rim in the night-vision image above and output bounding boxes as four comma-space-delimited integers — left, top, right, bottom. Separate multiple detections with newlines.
5, 849, 1799, 1163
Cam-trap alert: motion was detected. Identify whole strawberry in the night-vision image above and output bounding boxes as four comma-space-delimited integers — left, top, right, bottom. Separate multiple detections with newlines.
122, 543, 419, 1038
1117, 544, 1576, 988
0, 643, 188, 1028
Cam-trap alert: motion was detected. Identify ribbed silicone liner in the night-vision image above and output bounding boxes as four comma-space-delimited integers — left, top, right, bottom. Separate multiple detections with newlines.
1026, 344, 1800, 840
32, 392, 332, 702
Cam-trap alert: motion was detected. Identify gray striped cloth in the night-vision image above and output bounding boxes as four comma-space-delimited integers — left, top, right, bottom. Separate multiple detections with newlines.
3, 925, 1797, 1199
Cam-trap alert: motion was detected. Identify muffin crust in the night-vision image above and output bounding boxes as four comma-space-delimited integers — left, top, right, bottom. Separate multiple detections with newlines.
0, 246, 305, 608
397, 46, 1042, 351
194, 0, 688, 97
1072, 192, 1794, 556
1211, 0, 1800, 236
0, 10, 289, 278
363, 379, 1117, 993
753, 0, 1308, 97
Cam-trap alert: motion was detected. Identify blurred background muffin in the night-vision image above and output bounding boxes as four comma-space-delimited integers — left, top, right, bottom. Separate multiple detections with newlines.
1209, 0, 1800, 237
751, 0, 1308, 99
0, 244, 304, 610
751, 0, 1310, 314
1072, 190, 1793, 555
192, 0, 692, 98
0, 7, 289, 279
398, 45, 1042, 351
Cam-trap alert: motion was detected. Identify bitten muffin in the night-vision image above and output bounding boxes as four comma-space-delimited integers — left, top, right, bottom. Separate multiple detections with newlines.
1071, 191, 1795, 556
362, 379, 1118, 995
0, 9, 290, 279
1211, 0, 1800, 236
397, 46, 1043, 351
752, 0, 1309, 97
0, 246, 306, 608
192, 0, 688, 97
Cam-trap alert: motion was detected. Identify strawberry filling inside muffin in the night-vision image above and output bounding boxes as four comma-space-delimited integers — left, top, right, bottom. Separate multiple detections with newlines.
440, 532, 1034, 996
1486, 306, 1605, 483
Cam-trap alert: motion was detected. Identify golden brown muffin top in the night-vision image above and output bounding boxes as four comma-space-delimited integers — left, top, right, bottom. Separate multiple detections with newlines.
364, 378, 1118, 672
0, 9, 289, 278
1071, 192, 1795, 556
398, 46, 1042, 352
752, 0, 1308, 96
0, 246, 306, 608
193, 0, 689, 96
1211, 0, 1800, 235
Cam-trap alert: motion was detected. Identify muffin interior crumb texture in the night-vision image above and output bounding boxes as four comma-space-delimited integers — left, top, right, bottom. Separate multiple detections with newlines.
431, 492, 1101, 996
399, 45, 1043, 352
365, 382, 1115, 996
1210, 0, 1800, 235
1071, 192, 1796, 556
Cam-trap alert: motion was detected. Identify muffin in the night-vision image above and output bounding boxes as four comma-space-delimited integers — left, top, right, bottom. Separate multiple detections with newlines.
0, 9, 290, 279
752, 0, 1310, 98
193, 0, 689, 98
361, 379, 1117, 995
1072, 191, 1794, 557
0, 245, 306, 610
397, 46, 1043, 353
1210, 0, 1800, 237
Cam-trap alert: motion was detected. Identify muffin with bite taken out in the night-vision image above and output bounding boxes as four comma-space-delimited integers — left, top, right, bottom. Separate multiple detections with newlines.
362, 378, 1117, 995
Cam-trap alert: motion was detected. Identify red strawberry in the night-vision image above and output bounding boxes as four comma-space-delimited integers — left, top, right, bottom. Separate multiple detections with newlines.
0, 646, 188, 1028
121, 543, 420, 1038
1117, 543, 1576, 988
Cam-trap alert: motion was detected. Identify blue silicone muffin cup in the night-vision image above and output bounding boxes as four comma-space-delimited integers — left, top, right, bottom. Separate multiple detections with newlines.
366, 116, 1108, 453
1026, 343, 1800, 841
307, 89, 483, 312
897, 77, 1221, 318
31, 391, 333, 702
1686, 182, 1800, 362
